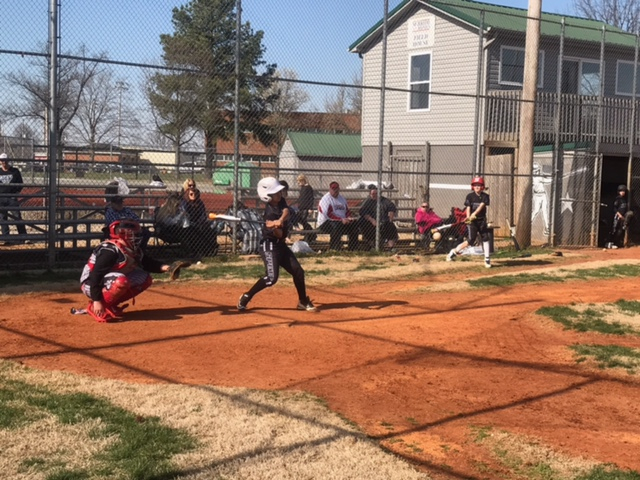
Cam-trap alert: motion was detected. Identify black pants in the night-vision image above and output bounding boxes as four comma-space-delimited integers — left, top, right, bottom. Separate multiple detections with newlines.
245, 240, 307, 302
320, 220, 359, 251
0, 197, 27, 237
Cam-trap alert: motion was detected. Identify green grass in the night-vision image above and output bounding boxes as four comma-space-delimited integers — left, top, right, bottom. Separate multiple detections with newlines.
469, 264, 640, 288
0, 374, 196, 479
537, 304, 639, 335
571, 344, 640, 373
576, 465, 640, 480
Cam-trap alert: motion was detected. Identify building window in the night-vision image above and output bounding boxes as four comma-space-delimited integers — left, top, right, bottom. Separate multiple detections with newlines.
616, 60, 640, 96
499, 46, 544, 88
409, 53, 431, 110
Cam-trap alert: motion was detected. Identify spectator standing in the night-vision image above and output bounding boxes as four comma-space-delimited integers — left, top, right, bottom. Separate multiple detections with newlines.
296, 174, 315, 238
358, 185, 399, 249
317, 181, 359, 251
611, 184, 633, 248
0, 153, 28, 245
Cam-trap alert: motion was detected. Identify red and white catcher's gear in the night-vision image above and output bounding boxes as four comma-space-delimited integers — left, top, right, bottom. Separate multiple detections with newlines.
109, 219, 143, 251
471, 176, 485, 189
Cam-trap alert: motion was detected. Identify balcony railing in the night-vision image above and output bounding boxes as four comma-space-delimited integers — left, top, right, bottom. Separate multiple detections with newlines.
485, 90, 640, 145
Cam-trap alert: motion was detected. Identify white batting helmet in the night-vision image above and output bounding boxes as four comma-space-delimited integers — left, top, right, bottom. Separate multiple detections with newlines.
257, 177, 285, 202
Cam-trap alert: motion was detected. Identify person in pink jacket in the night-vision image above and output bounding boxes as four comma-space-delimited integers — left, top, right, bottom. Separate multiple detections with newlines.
415, 202, 442, 235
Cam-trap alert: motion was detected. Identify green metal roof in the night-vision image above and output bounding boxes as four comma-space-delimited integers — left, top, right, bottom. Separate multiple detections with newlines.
287, 132, 362, 158
349, 0, 636, 52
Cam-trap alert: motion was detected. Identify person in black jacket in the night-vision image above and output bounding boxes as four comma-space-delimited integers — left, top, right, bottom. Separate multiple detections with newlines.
295, 174, 316, 242
611, 184, 633, 248
0, 153, 28, 245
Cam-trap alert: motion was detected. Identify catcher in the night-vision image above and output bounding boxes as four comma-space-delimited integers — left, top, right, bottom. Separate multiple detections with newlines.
79, 219, 190, 322
446, 176, 492, 268
237, 177, 316, 312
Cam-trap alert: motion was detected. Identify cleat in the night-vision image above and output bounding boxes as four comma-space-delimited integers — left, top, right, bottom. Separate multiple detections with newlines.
86, 302, 116, 323
237, 293, 251, 311
484, 258, 492, 269
446, 249, 457, 262
105, 303, 129, 318
297, 297, 317, 312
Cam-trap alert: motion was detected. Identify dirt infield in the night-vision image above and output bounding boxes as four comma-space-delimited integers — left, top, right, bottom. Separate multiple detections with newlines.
2, 248, 640, 479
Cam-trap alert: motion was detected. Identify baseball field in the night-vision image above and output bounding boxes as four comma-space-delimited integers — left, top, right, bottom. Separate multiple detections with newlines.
1, 247, 640, 479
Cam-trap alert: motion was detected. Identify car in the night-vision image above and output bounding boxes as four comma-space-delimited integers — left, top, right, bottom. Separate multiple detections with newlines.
179, 162, 205, 173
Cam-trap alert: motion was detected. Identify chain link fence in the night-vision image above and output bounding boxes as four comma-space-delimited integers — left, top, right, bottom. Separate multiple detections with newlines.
1, 1, 639, 270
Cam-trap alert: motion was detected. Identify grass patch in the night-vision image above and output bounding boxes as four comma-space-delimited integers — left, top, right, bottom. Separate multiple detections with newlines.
571, 344, 640, 374
0, 270, 78, 288
537, 305, 639, 335
469, 264, 640, 289
576, 465, 640, 479
0, 374, 196, 479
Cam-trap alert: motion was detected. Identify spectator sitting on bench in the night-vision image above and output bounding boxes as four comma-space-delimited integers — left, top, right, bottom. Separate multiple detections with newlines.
415, 201, 443, 248
317, 181, 359, 251
358, 185, 399, 250
105, 195, 150, 249
181, 188, 219, 258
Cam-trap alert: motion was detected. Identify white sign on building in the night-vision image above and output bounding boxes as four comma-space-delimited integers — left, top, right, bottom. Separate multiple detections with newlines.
408, 15, 435, 49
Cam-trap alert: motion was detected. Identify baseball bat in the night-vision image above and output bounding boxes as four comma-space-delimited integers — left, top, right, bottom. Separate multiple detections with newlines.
208, 213, 265, 225
430, 222, 455, 232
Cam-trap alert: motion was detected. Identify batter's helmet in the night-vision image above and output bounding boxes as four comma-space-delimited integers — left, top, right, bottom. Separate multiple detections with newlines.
618, 184, 627, 192
257, 177, 285, 202
471, 176, 485, 189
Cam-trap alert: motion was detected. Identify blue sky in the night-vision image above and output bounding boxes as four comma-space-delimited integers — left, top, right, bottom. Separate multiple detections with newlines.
0, 0, 577, 111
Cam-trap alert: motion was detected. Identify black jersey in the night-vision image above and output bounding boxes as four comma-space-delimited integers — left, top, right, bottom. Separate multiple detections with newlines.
613, 194, 628, 216
464, 191, 490, 218
262, 197, 289, 242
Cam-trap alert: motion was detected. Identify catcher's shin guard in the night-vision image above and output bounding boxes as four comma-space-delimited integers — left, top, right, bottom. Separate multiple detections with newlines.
102, 275, 153, 312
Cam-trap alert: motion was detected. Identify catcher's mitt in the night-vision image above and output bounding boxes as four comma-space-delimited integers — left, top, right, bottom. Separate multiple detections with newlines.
169, 260, 191, 281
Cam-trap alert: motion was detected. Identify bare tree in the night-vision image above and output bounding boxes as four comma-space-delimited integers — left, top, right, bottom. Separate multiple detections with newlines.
324, 75, 362, 115
68, 69, 120, 159
265, 68, 310, 153
574, 0, 640, 33
2, 45, 107, 151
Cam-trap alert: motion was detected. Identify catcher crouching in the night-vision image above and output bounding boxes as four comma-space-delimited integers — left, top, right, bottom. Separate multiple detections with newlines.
79, 219, 189, 322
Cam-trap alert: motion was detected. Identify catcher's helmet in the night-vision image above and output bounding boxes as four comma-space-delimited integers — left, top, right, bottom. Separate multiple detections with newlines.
109, 219, 142, 249
471, 176, 485, 189
257, 177, 285, 202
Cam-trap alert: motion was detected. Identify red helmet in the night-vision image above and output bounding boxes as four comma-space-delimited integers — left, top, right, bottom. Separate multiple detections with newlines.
471, 176, 485, 189
109, 219, 142, 249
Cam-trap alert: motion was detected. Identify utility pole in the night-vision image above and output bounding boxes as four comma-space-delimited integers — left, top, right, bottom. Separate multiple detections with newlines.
514, 0, 542, 249
116, 81, 128, 147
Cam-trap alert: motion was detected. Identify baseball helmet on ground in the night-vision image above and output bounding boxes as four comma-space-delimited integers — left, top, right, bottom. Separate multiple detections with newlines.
471, 176, 485, 189
257, 177, 285, 202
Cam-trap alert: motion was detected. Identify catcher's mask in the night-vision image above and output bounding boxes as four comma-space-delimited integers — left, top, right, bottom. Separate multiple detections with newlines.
109, 219, 142, 249
471, 176, 485, 190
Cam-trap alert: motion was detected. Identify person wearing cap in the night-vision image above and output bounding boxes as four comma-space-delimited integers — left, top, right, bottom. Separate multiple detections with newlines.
317, 181, 359, 251
237, 177, 315, 312
0, 153, 29, 245
104, 195, 150, 249
610, 184, 633, 248
358, 184, 399, 250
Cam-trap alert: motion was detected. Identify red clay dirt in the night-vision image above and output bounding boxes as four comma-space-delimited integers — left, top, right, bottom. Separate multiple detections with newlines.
2, 248, 640, 479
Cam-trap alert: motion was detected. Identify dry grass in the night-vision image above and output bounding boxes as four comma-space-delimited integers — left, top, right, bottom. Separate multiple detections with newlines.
0, 361, 431, 480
